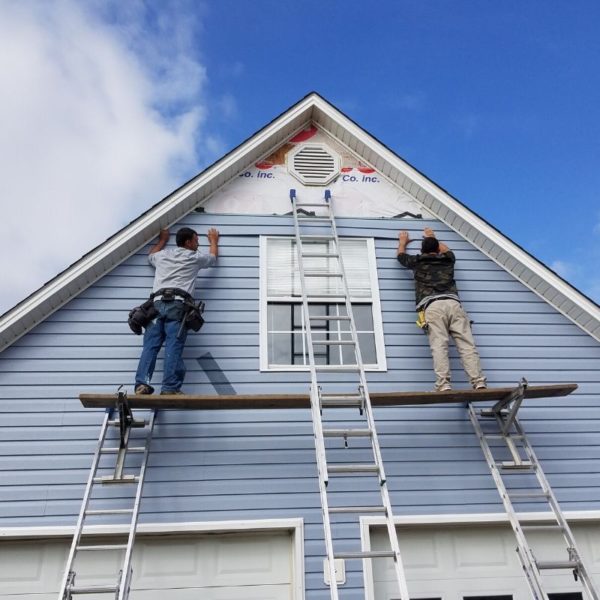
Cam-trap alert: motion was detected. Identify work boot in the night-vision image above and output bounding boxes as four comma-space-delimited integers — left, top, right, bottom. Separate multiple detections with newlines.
135, 384, 154, 395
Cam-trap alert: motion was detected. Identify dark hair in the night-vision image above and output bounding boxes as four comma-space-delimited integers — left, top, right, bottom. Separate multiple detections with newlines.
176, 227, 198, 247
421, 237, 440, 254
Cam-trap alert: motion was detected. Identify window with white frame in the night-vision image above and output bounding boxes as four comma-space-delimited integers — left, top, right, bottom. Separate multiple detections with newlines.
260, 236, 386, 370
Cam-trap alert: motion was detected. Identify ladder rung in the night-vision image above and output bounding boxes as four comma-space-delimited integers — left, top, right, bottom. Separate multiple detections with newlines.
304, 295, 348, 301
302, 252, 339, 258
328, 464, 379, 474
329, 506, 386, 514
94, 475, 140, 484
521, 524, 564, 532
310, 315, 350, 321
508, 491, 548, 499
315, 365, 361, 372
321, 399, 363, 407
76, 544, 127, 552
85, 508, 134, 516
100, 446, 146, 453
485, 434, 526, 440
68, 585, 118, 594
537, 560, 579, 570
300, 235, 335, 241
107, 419, 147, 428
314, 340, 355, 346
303, 271, 343, 277
335, 550, 395, 560
499, 461, 533, 470
295, 202, 330, 208
323, 428, 372, 437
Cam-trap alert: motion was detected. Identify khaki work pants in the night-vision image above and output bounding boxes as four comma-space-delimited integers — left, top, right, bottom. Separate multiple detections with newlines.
424, 299, 486, 391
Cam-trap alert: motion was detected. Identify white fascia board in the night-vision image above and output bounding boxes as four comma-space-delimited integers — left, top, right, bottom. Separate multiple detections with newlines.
311, 96, 600, 340
0, 98, 317, 351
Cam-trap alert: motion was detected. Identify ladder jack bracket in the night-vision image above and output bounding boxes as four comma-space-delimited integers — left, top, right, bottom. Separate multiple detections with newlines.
480, 378, 528, 435
289, 188, 296, 202
115, 390, 145, 449
324, 189, 331, 202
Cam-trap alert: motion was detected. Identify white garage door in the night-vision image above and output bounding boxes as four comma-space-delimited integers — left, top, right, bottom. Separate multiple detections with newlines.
0, 530, 295, 599
371, 522, 600, 600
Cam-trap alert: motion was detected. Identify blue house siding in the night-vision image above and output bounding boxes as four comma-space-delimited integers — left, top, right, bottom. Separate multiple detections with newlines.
1, 212, 599, 598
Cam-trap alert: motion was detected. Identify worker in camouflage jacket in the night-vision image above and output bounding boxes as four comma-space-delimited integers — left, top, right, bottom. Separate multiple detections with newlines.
397, 227, 487, 392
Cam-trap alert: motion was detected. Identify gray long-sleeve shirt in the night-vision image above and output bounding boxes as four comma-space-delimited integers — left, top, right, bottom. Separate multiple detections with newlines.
149, 247, 216, 296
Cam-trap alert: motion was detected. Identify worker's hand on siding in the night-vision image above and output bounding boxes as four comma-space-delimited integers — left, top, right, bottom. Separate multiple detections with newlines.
423, 227, 435, 238
399, 231, 410, 244
207, 228, 219, 243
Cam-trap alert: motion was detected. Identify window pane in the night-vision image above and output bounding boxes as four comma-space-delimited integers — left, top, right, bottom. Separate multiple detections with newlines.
268, 304, 291, 331
352, 304, 374, 330
268, 333, 292, 365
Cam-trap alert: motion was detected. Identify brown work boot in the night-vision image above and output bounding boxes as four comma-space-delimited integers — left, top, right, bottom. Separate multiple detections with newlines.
135, 384, 154, 395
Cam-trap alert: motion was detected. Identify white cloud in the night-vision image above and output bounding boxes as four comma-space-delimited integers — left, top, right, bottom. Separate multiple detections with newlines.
549, 260, 576, 279
0, 1, 210, 314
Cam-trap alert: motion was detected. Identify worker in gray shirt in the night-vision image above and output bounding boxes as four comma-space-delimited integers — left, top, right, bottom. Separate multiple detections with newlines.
135, 226, 219, 395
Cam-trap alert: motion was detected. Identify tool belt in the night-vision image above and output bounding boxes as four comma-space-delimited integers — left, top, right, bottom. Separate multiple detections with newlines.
128, 288, 205, 335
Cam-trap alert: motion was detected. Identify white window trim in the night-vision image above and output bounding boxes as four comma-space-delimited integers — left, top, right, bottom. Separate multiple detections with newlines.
259, 235, 387, 372
0, 518, 305, 600
359, 511, 600, 600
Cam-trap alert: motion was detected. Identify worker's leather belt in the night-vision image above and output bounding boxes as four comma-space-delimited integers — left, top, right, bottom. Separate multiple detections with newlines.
152, 288, 191, 303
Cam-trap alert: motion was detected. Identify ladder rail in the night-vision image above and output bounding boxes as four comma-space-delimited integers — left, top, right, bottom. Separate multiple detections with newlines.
58, 409, 112, 600
291, 190, 409, 600
470, 393, 600, 600
59, 394, 156, 600
291, 191, 339, 594
328, 209, 408, 597
468, 402, 548, 600
118, 408, 157, 600
511, 416, 600, 600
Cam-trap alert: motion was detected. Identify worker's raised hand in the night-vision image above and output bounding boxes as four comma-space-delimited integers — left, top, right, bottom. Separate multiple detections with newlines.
207, 228, 219, 243
399, 231, 410, 244
158, 228, 170, 242
423, 227, 435, 238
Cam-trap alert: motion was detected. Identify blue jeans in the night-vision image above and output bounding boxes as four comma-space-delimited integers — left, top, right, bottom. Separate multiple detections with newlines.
135, 300, 188, 392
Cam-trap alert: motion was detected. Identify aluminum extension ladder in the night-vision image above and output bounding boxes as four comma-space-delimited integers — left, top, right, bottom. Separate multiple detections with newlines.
290, 189, 409, 600
58, 390, 156, 599
468, 378, 599, 600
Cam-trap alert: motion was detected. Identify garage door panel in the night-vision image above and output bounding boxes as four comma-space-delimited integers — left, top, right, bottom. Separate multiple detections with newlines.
0, 530, 295, 599
0, 540, 66, 595
133, 532, 292, 589
372, 523, 600, 600
451, 529, 515, 572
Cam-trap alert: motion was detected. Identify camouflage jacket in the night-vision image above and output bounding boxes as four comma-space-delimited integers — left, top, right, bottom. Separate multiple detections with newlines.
397, 250, 459, 309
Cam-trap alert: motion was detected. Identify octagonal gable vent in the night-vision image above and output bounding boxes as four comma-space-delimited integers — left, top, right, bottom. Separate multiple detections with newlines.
287, 143, 341, 186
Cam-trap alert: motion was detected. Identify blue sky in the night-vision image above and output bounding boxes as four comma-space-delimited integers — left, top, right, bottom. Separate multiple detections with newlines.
1, 0, 599, 313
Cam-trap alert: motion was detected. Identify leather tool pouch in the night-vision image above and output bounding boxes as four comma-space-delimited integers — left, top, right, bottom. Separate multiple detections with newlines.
184, 300, 205, 332
128, 298, 159, 335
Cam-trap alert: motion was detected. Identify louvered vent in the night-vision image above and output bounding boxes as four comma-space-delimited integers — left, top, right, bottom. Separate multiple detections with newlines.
288, 143, 340, 186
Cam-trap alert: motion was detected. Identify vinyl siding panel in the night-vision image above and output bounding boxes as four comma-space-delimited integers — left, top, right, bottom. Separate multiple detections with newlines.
1, 213, 599, 599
